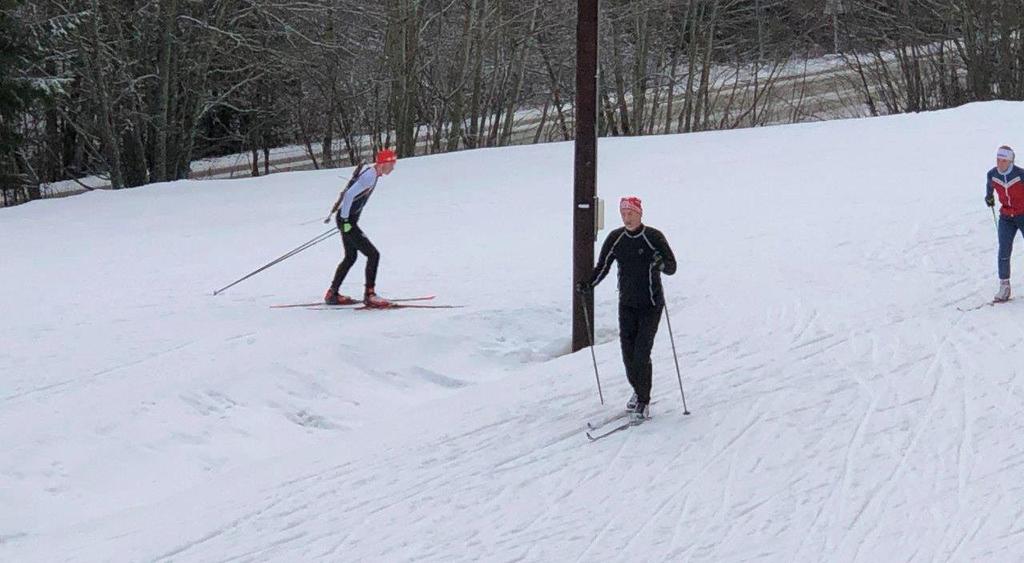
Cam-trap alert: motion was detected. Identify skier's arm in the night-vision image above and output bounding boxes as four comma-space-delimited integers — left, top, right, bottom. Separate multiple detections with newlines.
338, 187, 359, 221
589, 231, 619, 287
650, 230, 677, 276
327, 164, 367, 223
325, 193, 344, 223
985, 172, 995, 207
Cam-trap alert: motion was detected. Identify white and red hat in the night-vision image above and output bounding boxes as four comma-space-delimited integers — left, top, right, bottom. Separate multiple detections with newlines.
620, 196, 643, 215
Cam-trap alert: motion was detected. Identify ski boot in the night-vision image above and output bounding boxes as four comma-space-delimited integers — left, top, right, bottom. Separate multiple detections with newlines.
626, 392, 638, 412
324, 288, 357, 305
363, 287, 393, 308
994, 279, 1011, 303
630, 401, 650, 426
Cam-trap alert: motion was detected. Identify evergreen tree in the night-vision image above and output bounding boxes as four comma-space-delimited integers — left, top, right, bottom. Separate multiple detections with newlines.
0, 0, 43, 204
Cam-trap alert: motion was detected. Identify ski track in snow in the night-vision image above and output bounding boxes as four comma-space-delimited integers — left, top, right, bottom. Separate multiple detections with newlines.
5, 102, 1024, 561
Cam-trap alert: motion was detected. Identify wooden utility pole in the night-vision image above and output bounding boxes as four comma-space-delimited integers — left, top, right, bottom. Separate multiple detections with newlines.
572, 0, 599, 353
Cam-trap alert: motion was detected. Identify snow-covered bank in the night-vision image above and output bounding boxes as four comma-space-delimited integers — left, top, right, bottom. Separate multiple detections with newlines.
3, 101, 1024, 561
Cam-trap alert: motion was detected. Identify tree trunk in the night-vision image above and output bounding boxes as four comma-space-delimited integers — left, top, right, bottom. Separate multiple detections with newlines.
533, 97, 550, 144
447, 0, 478, 152
153, 0, 177, 183
630, 6, 650, 135
501, 3, 538, 146
535, 35, 570, 141
385, 0, 422, 157
680, 0, 701, 133
609, 15, 632, 135
251, 147, 259, 177
88, 1, 125, 189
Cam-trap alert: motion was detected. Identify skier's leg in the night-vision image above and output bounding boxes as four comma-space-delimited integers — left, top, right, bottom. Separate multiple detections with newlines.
330, 231, 359, 291
631, 306, 663, 404
619, 303, 641, 394
998, 216, 1016, 281
357, 232, 380, 290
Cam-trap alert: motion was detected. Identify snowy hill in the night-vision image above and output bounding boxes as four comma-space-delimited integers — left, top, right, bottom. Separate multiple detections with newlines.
3, 101, 1024, 561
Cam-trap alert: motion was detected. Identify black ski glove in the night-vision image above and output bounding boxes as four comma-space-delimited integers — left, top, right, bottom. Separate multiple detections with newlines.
575, 281, 591, 294
986, 195, 995, 208
652, 252, 665, 271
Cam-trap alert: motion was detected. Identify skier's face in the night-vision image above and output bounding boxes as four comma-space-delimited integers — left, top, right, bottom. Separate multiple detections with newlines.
997, 157, 1012, 172
378, 162, 396, 176
620, 208, 641, 230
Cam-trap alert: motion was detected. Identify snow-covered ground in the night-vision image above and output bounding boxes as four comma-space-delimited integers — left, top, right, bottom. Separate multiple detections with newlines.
3, 101, 1024, 561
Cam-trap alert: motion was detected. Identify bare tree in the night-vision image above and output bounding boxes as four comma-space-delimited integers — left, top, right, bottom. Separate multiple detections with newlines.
5, 0, 1024, 208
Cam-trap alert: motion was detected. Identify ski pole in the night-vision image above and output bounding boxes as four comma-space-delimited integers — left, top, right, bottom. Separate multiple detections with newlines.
579, 293, 604, 405
662, 301, 691, 415
213, 227, 336, 295
992, 206, 998, 230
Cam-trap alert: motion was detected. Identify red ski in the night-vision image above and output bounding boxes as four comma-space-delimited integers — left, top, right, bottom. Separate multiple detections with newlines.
353, 303, 463, 311
271, 295, 435, 309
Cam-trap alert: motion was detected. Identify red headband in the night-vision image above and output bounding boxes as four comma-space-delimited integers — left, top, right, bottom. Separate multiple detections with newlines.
620, 196, 643, 215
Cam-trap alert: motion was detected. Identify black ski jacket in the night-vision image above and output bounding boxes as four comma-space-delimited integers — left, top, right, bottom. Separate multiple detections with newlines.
586, 225, 677, 308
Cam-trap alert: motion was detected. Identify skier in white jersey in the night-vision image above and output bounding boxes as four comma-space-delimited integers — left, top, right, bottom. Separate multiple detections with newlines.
323, 149, 397, 307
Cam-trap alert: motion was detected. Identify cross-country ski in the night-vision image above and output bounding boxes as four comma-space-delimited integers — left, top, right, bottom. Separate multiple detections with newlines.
271, 295, 436, 308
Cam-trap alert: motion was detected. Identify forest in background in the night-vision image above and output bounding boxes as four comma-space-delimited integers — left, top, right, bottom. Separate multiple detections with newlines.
1, 0, 1022, 205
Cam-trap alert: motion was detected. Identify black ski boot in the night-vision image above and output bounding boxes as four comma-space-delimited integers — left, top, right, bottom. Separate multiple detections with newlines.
630, 401, 649, 426
626, 392, 638, 412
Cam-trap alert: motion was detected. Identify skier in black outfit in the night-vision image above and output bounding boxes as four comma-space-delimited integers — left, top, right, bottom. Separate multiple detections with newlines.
577, 196, 677, 425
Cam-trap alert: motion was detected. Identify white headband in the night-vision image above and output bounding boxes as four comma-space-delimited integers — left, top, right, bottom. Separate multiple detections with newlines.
997, 147, 1015, 161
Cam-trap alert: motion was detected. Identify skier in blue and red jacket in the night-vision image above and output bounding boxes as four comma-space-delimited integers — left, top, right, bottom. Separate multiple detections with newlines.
986, 145, 1024, 302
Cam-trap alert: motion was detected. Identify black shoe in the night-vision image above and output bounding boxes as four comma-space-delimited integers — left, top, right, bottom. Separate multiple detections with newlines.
626, 392, 638, 411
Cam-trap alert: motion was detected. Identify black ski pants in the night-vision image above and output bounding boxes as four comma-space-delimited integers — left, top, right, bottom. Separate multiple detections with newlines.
618, 303, 663, 404
330, 222, 379, 292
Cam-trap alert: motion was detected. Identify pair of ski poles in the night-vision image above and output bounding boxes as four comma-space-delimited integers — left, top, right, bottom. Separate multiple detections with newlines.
579, 295, 691, 415
213, 226, 337, 295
